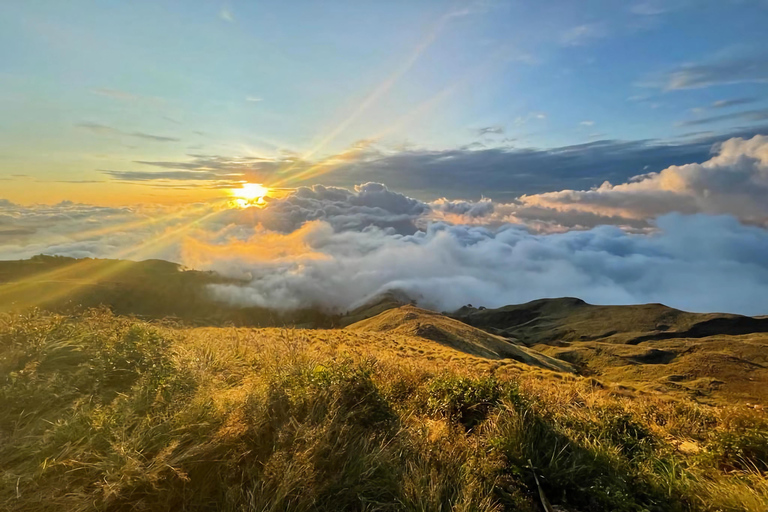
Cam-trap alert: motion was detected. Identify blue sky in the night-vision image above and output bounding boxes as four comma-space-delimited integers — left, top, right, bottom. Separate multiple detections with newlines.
1, 0, 768, 203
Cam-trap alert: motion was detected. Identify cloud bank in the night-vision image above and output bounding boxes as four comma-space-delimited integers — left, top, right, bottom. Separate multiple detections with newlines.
3, 135, 768, 315
517, 135, 768, 226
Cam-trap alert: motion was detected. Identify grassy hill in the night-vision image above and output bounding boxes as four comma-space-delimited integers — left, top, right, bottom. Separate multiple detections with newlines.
346, 305, 574, 373
450, 298, 768, 346
0, 255, 339, 327
451, 299, 768, 406
2, 309, 768, 511
3, 257, 768, 510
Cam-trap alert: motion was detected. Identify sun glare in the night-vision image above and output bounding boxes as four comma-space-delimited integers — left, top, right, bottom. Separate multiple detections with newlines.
231, 183, 270, 207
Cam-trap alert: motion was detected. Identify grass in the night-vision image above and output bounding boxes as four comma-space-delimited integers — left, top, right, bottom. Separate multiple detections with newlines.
1, 309, 768, 511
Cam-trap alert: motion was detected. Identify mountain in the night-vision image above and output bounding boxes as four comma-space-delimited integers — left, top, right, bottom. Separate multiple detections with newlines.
346, 305, 573, 372
0, 255, 340, 327
450, 297, 768, 345
451, 298, 768, 404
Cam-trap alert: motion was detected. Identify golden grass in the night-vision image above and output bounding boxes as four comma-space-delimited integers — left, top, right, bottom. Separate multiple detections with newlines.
1, 309, 767, 511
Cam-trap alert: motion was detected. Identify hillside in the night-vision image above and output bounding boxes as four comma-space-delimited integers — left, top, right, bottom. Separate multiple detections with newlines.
451, 297, 768, 345
346, 305, 574, 373
2, 309, 768, 511
0, 255, 339, 327
452, 298, 768, 405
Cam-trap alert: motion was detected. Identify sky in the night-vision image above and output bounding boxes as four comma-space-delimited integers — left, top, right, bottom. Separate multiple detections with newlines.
2, 0, 768, 204
2, 1, 768, 314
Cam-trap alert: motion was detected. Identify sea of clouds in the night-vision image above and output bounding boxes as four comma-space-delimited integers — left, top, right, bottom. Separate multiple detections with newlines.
2, 135, 768, 315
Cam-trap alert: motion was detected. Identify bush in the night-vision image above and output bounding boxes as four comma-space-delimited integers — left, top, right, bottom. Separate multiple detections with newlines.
707, 410, 768, 473
426, 375, 505, 429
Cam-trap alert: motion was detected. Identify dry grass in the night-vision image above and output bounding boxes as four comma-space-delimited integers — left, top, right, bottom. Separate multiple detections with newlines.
1, 309, 767, 511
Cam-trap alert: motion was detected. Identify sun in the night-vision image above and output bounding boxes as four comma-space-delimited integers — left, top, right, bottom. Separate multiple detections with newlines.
230, 183, 270, 206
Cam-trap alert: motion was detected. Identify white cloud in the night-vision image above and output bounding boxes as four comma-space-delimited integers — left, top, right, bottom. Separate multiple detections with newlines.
518, 135, 768, 225
560, 23, 607, 46
4, 136, 768, 315
201, 214, 768, 316
219, 7, 234, 22
630, 2, 667, 16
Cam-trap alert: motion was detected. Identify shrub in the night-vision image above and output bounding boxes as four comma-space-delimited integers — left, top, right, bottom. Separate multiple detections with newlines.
426, 375, 504, 429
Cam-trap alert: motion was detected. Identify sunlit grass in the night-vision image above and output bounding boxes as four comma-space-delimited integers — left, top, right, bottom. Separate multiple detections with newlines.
1, 309, 767, 511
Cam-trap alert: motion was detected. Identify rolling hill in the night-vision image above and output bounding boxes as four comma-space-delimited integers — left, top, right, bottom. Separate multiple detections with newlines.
450, 299, 768, 405
346, 305, 574, 372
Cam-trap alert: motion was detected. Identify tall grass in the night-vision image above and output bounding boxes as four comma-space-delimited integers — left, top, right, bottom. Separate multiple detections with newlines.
1, 309, 766, 511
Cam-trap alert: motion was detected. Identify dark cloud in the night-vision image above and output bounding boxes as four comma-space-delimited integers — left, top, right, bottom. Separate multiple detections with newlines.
101, 127, 768, 201
0, 228, 36, 236
216, 183, 430, 234
657, 56, 768, 90
76, 122, 179, 143
475, 126, 505, 136
321, 135, 733, 200
431, 198, 495, 218
712, 97, 759, 109
679, 109, 768, 127
101, 170, 222, 182
129, 132, 180, 142
77, 122, 122, 136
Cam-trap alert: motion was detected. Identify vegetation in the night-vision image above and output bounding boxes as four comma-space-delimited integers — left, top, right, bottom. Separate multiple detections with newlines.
0, 255, 338, 327
2, 309, 767, 511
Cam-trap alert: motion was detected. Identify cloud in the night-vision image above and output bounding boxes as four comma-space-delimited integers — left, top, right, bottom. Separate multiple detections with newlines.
654, 57, 768, 90
76, 123, 179, 143
130, 132, 180, 142
320, 137, 719, 200
518, 134, 768, 226
475, 125, 504, 136
200, 213, 768, 316
580, 120, 595, 126
216, 182, 431, 234
560, 23, 607, 46
514, 112, 546, 125
104, 143, 377, 189
246, 96, 263, 102
5, 154, 768, 316
113, 154, 296, 185
95, 127, 768, 204
101, 170, 223, 182
76, 122, 122, 136
712, 97, 759, 109
677, 108, 768, 127
90, 88, 141, 102
630, 2, 667, 16
219, 7, 234, 22
89, 88, 162, 104
0, 200, 152, 260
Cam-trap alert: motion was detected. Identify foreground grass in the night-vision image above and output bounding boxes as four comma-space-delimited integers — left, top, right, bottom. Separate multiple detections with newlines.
1, 310, 767, 511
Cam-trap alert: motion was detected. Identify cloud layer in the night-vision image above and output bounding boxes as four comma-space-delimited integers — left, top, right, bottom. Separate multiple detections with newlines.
517, 135, 768, 226
199, 214, 768, 316
3, 135, 768, 315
